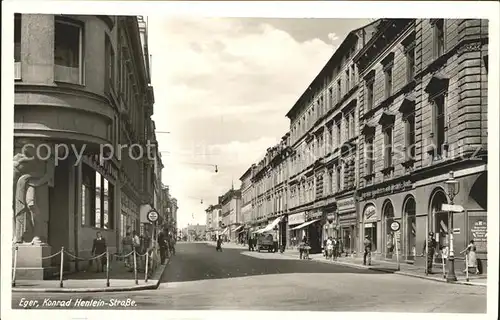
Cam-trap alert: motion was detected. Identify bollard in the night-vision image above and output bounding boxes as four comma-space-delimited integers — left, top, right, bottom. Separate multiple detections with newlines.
12, 246, 19, 287
106, 250, 110, 287
59, 247, 65, 288
133, 248, 138, 285
145, 250, 149, 283
442, 255, 446, 279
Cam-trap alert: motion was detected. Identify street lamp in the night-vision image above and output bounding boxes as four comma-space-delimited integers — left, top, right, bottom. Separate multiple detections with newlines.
444, 170, 460, 282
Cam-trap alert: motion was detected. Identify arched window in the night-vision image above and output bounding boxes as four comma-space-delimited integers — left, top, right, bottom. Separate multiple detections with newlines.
430, 189, 449, 251
403, 197, 416, 260
383, 201, 395, 258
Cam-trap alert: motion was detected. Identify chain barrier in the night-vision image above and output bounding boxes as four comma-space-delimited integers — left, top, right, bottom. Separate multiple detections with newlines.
12, 245, 162, 288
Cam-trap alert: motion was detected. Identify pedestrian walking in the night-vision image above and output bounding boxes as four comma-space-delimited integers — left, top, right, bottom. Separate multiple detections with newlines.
216, 235, 223, 252
248, 236, 254, 251
460, 240, 479, 274
363, 235, 372, 266
91, 231, 107, 272
158, 228, 168, 264
422, 232, 438, 274
121, 232, 133, 269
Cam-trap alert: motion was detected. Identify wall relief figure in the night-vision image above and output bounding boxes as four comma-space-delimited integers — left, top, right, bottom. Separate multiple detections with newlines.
13, 152, 52, 245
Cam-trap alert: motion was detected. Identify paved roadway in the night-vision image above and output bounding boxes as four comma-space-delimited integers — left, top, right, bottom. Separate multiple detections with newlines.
12, 242, 486, 312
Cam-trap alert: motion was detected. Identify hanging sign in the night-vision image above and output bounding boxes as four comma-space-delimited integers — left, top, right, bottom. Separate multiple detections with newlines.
390, 221, 400, 232
147, 210, 159, 223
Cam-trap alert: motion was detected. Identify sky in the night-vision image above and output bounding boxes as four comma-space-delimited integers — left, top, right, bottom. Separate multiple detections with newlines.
147, 17, 372, 229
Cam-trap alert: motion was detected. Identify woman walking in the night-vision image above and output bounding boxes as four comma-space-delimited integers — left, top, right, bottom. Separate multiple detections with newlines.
460, 240, 479, 274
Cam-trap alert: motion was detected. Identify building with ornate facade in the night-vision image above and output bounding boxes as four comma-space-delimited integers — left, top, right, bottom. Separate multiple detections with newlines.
239, 164, 255, 241
355, 19, 488, 271
13, 14, 159, 276
205, 203, 221, 241
219, 188, 242, 242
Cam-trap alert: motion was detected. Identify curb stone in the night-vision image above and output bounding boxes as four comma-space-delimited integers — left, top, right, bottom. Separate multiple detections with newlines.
12, 258, 170, 293
282, 252, 487, 287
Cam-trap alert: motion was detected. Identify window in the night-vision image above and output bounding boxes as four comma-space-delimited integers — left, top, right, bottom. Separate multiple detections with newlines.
366, 80, 374, 111
329, 170, 334, 194
433, 19, 445, 58
105, 34, 115, 90
14, 14, 21, 62
432, 94, 446, 159
336, 165, 342, 192
337, 79, 342, 101
328, 87, 333, 108
351, 64, 356, 88
405, 113, 416, 160
384, 66, 393, 99
383, 125, 393, 168
81, 164, 95, 226
336, 120, 341, 146
81, 164, 114, 229
366, 136, 374, 175
345, 70, 350, 92
406, 44, 415, 83
54, 18, 83, 84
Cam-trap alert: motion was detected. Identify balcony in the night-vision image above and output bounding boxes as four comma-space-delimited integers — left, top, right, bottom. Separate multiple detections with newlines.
14, 62, 21, 80
54, 64, 81, 84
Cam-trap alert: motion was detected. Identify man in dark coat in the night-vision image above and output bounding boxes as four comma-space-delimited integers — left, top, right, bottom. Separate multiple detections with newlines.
363, 235, 372, 266
423, 232, 438, 274
158, 227, 168, 264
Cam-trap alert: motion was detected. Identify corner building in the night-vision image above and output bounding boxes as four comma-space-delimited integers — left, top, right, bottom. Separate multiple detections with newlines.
355, 19, 488, 271
285, 21, 380, 254
14, 14, 156, 273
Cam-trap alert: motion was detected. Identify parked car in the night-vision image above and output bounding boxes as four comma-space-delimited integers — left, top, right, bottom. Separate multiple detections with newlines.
256, 233, 276, 252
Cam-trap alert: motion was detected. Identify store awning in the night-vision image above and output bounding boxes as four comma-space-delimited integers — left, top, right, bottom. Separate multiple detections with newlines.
261, 216, 282, 233
253, 228, 265, 234
291, 219, 320, 231
233, 225, 244, 232
221, 227, 229, 235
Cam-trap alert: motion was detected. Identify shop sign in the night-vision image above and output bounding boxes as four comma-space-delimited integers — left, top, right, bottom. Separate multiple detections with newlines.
337, 197, 355, 211
288, 212, 305, 226
363, 204, 377, 222
308, 210, 323, 219
338, 212, 357, 222
361, 180, 412, 199
470, 219, 487, 253
390, 221, 400, 232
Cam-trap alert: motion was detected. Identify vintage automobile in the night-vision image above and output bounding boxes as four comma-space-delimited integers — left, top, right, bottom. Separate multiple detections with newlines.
256, 232, 276, 252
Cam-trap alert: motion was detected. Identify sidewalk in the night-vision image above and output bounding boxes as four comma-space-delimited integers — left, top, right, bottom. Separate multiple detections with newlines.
12, 258, 170, 293
205, 241, 248, 250
281, 250, 487, 287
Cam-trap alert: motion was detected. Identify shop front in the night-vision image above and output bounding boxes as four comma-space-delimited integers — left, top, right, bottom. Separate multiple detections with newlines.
361, 203, 378, 254
323, 206, 338, 242
306, 210, 323, 254
337, 196, 357, 255
287, 212, 306, 247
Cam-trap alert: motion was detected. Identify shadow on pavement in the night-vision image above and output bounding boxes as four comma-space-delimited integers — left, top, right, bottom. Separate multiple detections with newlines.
161, 243, 395, 283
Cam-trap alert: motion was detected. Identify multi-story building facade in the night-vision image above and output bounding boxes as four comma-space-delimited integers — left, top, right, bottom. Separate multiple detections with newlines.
355, 19, 488, 271
161, 185, 179, 236
285, 21, 380, 254
13, 15, 157, 275
219, 188, 242, 242
205, 204, 221, 241
239, 164, 255, 241
250, 134, 291, 247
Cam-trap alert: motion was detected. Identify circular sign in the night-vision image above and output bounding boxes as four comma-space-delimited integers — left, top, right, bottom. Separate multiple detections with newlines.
390, 221, 400, 232
147, 210, 159, 223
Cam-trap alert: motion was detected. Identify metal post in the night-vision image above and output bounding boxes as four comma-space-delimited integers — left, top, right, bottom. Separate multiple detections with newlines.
106, 250, 110, 287
442, 253, 446, 278
446, 207, 457, 282
395, 231, 400, 271
59, 247, 64, 288
12, 245, 19, 287
465, 252, 469, 282
145, 250, 149, 283
425, 217, 429, 275
133, 248, 138, 285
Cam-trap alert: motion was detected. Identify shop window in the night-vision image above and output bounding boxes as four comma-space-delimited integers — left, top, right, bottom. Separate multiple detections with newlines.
54, 18, 83, 84
82, 166, 115, 230
81, 163, 95, 226
404, 197, 417, 260
383, 201, 395, 258
430, 190, 449, 252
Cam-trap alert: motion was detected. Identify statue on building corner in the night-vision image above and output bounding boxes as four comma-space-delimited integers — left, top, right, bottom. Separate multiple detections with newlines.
13, 152, 51, 245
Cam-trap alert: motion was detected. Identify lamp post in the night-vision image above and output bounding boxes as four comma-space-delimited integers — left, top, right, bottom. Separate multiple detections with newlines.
444, 171, 460, 282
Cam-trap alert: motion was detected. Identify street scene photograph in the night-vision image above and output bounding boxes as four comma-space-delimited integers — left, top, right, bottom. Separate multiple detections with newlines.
2, 1, 499, 318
